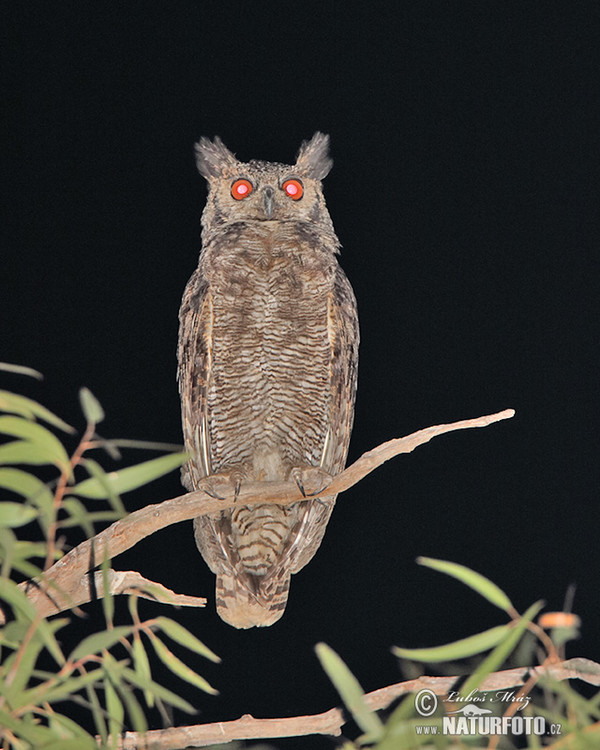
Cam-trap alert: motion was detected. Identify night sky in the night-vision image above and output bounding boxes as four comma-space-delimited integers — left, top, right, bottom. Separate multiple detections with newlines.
3, 3, 599, 747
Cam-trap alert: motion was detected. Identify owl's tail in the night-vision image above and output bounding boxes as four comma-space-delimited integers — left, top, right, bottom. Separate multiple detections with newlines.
215, 569, 291, 629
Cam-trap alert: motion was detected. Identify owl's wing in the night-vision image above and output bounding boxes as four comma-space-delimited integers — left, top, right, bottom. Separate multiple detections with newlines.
282, 265, 359, 575
178, 272, 233, 575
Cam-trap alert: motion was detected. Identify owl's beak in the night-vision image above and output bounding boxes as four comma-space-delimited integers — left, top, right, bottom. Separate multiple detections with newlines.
262, 186, 274, 220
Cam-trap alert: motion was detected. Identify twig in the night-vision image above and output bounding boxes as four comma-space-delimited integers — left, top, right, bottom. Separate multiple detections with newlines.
78, 571, 206, 609
112, 657, 600, 749
13, 408, 514, 619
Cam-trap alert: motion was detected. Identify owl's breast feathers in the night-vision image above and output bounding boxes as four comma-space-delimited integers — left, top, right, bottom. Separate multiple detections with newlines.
178, 220, 358, 627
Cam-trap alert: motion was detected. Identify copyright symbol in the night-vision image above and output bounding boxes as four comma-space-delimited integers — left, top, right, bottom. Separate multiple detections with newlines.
415, 689, 437, 717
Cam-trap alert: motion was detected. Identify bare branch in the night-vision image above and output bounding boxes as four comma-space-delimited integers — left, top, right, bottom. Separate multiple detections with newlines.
83, 571, 207, 608
113, 657, 600, 748
15, 408, 514, 619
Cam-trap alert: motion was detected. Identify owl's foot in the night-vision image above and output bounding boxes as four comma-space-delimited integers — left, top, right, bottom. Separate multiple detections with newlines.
197, 470, 244, 502
290, 466, 333, 498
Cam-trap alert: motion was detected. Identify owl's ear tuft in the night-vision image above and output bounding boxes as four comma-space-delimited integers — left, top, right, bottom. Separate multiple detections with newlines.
295, 132, 333, 180
195, 136, 238, 179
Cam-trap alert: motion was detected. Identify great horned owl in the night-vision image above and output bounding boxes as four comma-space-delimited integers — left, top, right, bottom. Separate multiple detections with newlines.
178, 133, 359, 628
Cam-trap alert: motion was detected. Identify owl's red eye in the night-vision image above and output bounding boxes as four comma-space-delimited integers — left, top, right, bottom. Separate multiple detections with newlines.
231, 179, 253, 200
282, 179, 303, 200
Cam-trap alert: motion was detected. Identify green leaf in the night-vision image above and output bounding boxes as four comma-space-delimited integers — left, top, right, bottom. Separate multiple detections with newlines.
46, 711, 97, 745
115, 681, 148, 734
80, 458, 126, 516
0, 441, 71, 477
0, 362, 44, 380
60, 497, 96, 536
132, 635, 154, 707
0, 390, 74, 432
0, 502, 38, 528
315, 642, 384, 743
417, 557, 514, 612
69, 625, 134, 662
152, 617, 220, 663
392, 625, 510, 663
96, 438, 185, 452
58, 509, 120, 530
0, 708, 55, 744
0, 468, 55, 531
70, 452, 188, 498
42, 738, 97, 750
13, 540, 50, 559
0, 579, 65, 665
10, 558, 45, 580
79, 387, 105, 425
85, 680, 107, 742
4, 618, 69, 703
24, 668, 104, 707
460, 600, 545, 696
105, 675, 124, 746
148, 635, 218, 695
0, 416, 71, 475
122, 667, 196, 714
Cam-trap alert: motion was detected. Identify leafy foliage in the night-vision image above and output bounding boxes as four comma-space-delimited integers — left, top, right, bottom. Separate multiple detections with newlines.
317, 559, 600, 749
0, 366, 216, 749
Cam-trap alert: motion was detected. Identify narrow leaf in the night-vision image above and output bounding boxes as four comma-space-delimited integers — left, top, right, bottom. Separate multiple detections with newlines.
60, 498, 96, 536
152, 616, 220, 663
0, 390, 74, 432
96, 438, 184, 452
149, 635, 218, 694
42, 739, 97, 750
0, 579, 65, 665
0, 468, 54, 531
69, 625, 134, 662
0, 416, 71, 475
105, 676, 124, 746
80, 458, 126, 515
315, 642, 384, 742
116, 682, 148, 733
24, 668, 104, 707
46, 711, 97, 744
0, 362, 43, 380
70, 452, 188, 498
122, 667, 196, 714
392, 625, 510, 662
5, 619, 68, 702
460, 600, 545, 695
133, 635, 154, 707
0, 440, 70, 475
0, 502, 38, 528
79, 387, 105, 425
417, 557, 514, 612
0, 709, 55, 744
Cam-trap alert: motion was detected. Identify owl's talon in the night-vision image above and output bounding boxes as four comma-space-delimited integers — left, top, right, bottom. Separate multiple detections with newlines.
200, 484, 226, 501
290, 467, 332, 499
197, 471, 245, 502
295, 477, 307, 498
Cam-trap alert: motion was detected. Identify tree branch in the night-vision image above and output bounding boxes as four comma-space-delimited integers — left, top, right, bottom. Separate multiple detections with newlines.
113, 657, 600, 748
16, 408, 514, 619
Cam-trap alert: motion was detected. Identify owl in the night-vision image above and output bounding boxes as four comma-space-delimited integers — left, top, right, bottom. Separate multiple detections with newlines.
177, 133, 359, 628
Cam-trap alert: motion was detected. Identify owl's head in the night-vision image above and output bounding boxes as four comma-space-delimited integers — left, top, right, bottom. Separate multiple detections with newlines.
195, 133, 334, 234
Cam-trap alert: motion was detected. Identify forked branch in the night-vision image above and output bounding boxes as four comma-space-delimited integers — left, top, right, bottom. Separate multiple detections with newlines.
16, 408, 514, 619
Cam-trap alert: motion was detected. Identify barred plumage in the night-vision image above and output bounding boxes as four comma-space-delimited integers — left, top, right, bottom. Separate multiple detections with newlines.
178, 134, 359, 628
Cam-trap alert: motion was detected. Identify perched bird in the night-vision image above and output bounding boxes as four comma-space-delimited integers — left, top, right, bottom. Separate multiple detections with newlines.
178, 133, 359, 628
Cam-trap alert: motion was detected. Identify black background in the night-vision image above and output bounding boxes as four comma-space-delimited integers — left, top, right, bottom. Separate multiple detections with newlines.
3, 3, 599, 747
